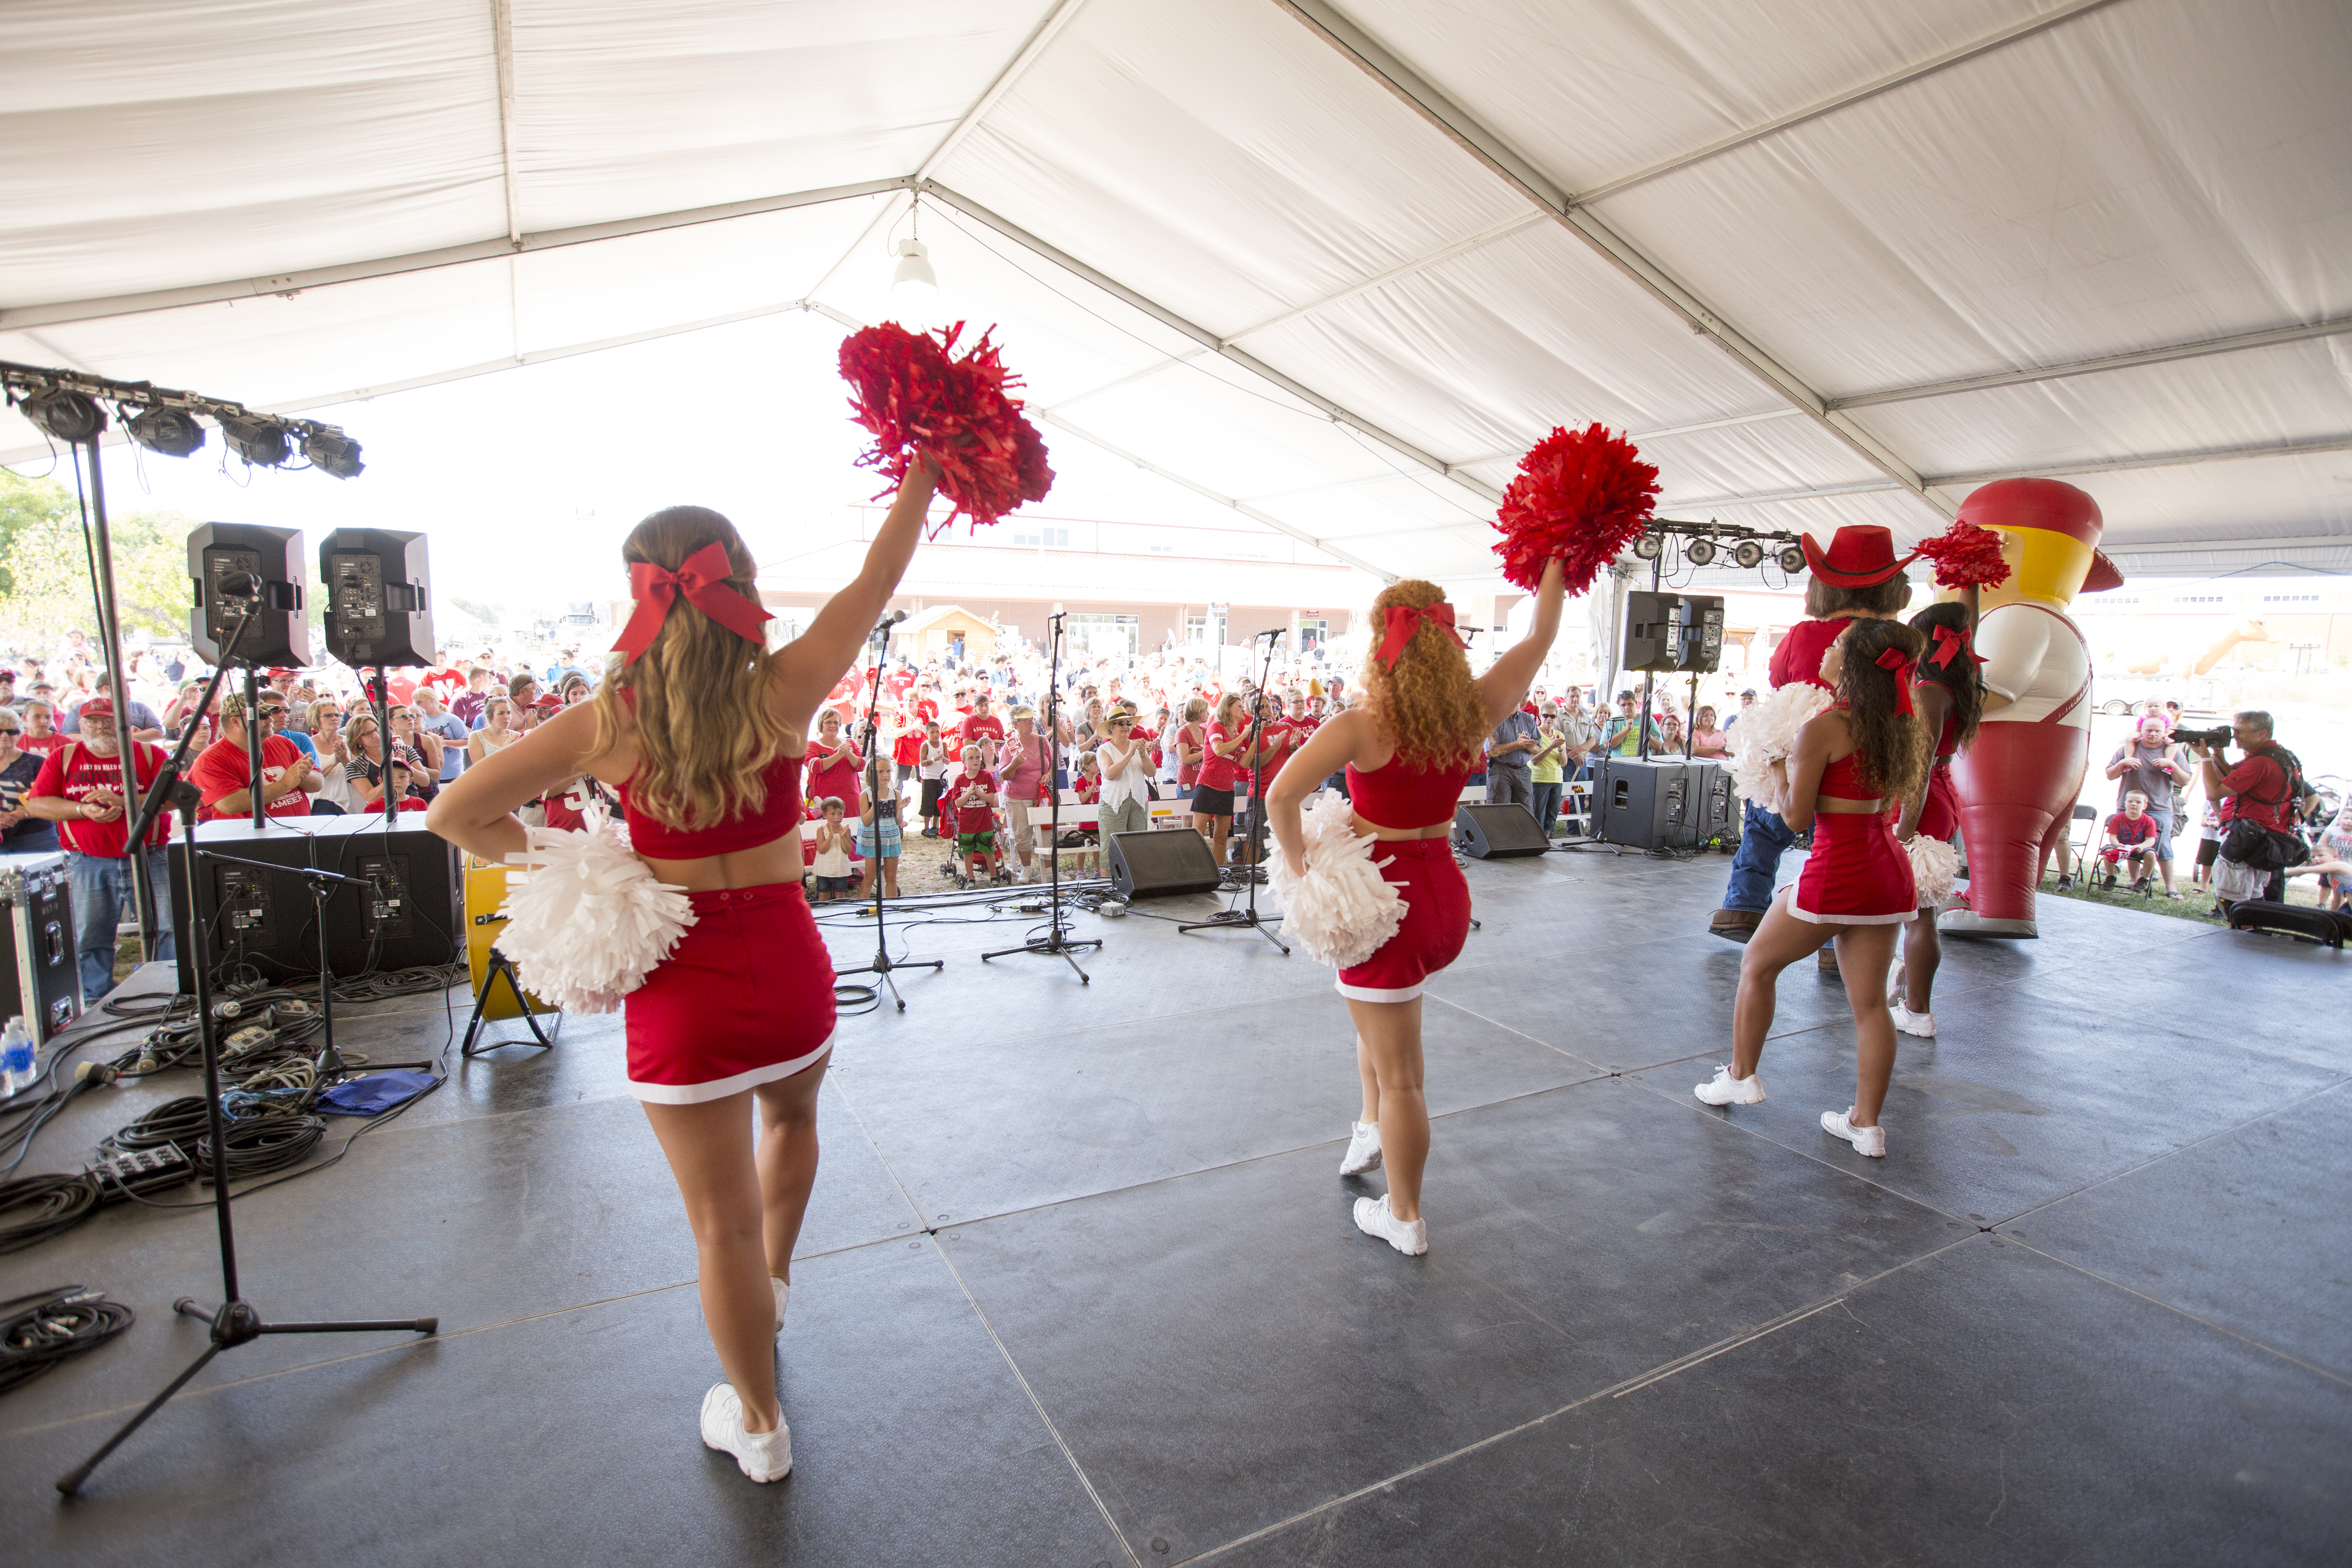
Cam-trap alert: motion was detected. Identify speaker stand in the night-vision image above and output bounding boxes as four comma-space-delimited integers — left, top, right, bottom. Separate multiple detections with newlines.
1180, 639, 1290, 956
462, 949, 562, 1056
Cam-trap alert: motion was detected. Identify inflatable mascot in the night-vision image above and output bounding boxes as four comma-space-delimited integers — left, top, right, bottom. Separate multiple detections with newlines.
1940, 478, 2123, 938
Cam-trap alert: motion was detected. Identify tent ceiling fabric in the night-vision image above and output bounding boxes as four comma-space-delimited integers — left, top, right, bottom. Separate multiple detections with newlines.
4, 0, 2348, 581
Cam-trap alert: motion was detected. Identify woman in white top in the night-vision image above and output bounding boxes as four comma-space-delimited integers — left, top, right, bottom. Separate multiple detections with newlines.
1096, 710, 1154, 836
468, 695, 520, 767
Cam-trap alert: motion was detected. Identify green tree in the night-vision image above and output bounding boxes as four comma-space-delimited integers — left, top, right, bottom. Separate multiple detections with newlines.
0, 474, 194, 648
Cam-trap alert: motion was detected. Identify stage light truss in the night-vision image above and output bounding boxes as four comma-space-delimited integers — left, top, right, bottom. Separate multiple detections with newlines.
1636, 517, 1806, 578
0, 359, 362, 478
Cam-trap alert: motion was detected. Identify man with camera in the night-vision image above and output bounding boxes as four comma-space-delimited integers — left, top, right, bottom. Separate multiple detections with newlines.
2187, 710, 2316, 906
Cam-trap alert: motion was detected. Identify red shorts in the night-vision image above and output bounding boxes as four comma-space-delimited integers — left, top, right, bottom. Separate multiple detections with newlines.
1336, 837, 1471, 1003
1917, 761, 1959, 842
1791, 810, 1916, 926
624, 882, 836, 1103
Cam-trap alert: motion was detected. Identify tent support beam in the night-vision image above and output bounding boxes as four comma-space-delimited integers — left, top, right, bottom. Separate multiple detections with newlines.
1926, 433, 2352, 488
0, 177, 915, 331
1575, 0, 2124, 205
490, 0, 523, 247
1828, 316, 2352, 410
1272, 0, 1951, 521
918, 179, 1503, 504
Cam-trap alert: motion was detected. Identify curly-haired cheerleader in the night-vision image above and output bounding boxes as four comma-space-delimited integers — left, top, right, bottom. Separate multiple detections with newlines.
1695, 617, 1930, 1157
430, 462, 938, 1481
1269, 561, 1566, 1254
1889, 602, 1985, 1037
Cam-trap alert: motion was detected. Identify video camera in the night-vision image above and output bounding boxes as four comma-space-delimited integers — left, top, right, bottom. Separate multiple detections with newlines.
2174, 724, 2234, 749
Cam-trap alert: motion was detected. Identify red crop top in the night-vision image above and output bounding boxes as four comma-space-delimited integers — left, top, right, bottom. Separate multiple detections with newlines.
1816, 751, 1881, 802
1345, 754, 1474, 831
620, 751, 806, 858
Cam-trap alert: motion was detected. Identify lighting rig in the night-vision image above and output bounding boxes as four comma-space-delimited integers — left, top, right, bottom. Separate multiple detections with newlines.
1629, 517, 1808, 576
2, 361, 364, 477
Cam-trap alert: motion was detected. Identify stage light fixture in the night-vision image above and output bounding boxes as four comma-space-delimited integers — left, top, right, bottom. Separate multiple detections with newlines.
127, 405, 207, 457
221, 414, 292, 468
1684, 538, 1716, 567
20, 387, 106, 443
1632, 533, 1663, 560
1777, 545, 1807, 574
1731, 540, 1765, 569
302, 430, 365, 479
892, 238, 938, 320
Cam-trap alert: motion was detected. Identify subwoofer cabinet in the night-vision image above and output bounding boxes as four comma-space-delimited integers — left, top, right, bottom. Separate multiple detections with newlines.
1592, 758, 1733, 850
0, 852, 83, 1042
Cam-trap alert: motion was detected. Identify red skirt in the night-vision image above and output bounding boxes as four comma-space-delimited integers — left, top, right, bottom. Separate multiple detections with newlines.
1917, 760, 1959, 842
1791, 810, 1916, 926
1336, 838, 1471, 1002
624, 882, 836, 1103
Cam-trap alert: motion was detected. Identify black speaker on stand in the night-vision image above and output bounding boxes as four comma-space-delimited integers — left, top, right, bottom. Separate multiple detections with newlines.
188, 523, 309, 667
319, 529, 435, 836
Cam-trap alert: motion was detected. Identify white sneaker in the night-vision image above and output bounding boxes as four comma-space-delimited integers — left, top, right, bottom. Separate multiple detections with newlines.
772, 1276, 789, 1334
1353, 1194, 1428, 1256
700, 1382, 792, 1482
1694, 1065, 1766, 1106
1887, 993, 1936, 1038
1821, 1108, 1886, 1158
1339, 1120, 1383, 1175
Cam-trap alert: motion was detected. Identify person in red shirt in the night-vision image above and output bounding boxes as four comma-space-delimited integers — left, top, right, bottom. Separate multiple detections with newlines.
946, 744, 1002, 883
2096, 792, 2163, 891
804, 708, 865, 817
957, 692, 1006, 770
18, 697, 177, 1000
16, 697, 68, 757
889, 713, 925, 796
189, 695, 318, 822
1192, 693, 1252, 867
2190, 710, 2313, 904
382, 761, 430, 812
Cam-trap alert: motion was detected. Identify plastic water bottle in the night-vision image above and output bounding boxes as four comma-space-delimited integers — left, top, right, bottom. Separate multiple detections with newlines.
0, 1018, 32, 1098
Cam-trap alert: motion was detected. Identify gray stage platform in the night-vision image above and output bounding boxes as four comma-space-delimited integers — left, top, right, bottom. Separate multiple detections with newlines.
3, 846, 2346, 1565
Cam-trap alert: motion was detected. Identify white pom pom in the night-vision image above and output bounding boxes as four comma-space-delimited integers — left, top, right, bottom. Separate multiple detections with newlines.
1267, 789, 1409, 968
1726, 684, 1833, 814
1906, 835, 1959, 906
492, 801, 696, 1015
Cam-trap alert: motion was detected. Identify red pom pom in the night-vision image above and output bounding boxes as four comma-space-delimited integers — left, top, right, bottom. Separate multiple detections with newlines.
1913, 520, 2012, 589
1490, 424, 1660, 594
839, 321, 1056, 533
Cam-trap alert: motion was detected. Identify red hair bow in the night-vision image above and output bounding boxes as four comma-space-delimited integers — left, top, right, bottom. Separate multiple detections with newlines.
1378, 601, 1466, 668
1928, 622, 1984, 671
613, 540, 773, 665
1875, 647, 1918, 717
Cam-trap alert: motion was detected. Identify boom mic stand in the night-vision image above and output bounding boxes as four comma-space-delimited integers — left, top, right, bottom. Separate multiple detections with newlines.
60, 608, 437, 1496
833, 614, 941, 1013
983, 611, 1100, 982
1180, 629, 1290, 954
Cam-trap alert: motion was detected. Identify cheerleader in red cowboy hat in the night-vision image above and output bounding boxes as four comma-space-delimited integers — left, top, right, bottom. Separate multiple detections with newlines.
1713, 526, 1917, 947
1267, 561, 1567, 1254
429, 461, 940, 1482
1695, 615, 1931, 1159
1888, 602, 1986, 1037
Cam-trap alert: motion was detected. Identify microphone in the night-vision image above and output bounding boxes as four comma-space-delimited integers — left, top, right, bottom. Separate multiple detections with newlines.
872, 609, 909, 633
1254, 628, 1285, 641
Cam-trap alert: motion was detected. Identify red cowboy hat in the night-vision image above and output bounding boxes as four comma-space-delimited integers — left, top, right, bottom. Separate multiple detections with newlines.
1801, 525, 1921, 588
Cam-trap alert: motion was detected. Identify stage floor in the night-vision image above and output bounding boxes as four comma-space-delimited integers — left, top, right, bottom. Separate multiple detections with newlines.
4, 845, 2347, 1565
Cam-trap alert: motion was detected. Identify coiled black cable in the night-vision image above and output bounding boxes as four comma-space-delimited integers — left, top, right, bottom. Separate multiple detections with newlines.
195, 1115, 325, 1182
0, 1286, 135, 1395
108, 1097, 215, 1153
0, 1174, 101, 1255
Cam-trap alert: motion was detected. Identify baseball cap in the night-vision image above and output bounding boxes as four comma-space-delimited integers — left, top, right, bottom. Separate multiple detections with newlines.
78, 697, 114, 719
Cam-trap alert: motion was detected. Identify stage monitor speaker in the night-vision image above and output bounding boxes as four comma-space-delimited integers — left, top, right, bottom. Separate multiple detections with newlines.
1453, 803, 1551, 859
319, 528, 435, 668
0, 852, 83, 1043
188, 522, 310, 666
1623, 592, 1726, 673
1107, 829, 1222, 900
169, 816, 462, 995
1592, 758, 1731, 849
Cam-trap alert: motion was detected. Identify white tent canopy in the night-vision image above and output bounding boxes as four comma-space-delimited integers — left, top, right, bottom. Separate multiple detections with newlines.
6, 0, 2349, 581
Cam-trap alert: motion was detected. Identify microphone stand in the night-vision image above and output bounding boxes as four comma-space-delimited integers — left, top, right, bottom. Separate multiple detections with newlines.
983, 611, 1100, 982
62, 610, 436, 1496
1180, 630, 1290, 953
833, 616, 941, 1013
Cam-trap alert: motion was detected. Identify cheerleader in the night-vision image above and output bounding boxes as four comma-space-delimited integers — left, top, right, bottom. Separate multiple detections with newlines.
1268, 563, 1566, 1254
429, 462, 939, 1483
1695, 617, 1930, 1158
1889, 603, 1984, 1037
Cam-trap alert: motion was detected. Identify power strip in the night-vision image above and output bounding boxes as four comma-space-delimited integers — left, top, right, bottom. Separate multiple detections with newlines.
90, 1142, 196, 1203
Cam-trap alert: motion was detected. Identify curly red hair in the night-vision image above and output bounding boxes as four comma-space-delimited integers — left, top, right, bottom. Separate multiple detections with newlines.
1358, 581, 1488, 767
